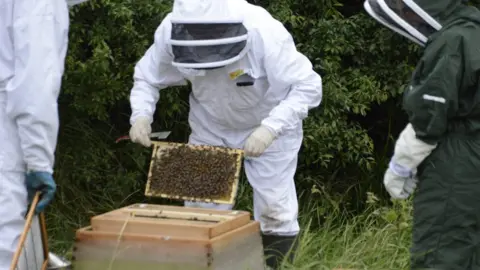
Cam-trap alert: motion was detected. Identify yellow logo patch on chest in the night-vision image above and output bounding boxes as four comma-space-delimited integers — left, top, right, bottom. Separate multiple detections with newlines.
228, 69, 245, 80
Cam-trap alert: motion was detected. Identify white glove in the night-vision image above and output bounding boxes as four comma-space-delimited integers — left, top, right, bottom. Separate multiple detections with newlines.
384, 161, 418, 199
384, 123, 437, 199
129, 116, 152, 147
244, 125, 276, 157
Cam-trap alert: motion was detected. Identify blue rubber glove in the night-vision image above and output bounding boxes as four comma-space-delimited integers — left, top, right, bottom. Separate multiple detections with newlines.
26, 171, 57, 213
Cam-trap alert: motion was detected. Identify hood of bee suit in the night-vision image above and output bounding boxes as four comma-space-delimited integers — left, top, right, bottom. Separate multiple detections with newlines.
169, 0, 251, 70
363, 0, 477, 46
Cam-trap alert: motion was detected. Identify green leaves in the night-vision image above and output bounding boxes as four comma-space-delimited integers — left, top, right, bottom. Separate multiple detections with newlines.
290, 13, 413, 172
61, 0, 176, 120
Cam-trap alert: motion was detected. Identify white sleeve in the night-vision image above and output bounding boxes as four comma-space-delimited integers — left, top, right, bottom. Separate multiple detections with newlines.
129, 16, 187, 125
6, 0, 70, 173
392, 123, 437, 171
260, 24, 323, 136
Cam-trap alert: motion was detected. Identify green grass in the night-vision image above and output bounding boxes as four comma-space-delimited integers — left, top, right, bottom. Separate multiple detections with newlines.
285, 207, 412, 269
45, 174, 414, 270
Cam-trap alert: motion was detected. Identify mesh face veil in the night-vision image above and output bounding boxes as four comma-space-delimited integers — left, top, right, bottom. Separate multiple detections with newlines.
364, 0, 442, 46
169, 0, 250, 69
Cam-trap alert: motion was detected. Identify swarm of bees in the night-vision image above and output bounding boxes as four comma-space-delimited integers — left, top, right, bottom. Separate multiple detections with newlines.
149, 144, 239, 200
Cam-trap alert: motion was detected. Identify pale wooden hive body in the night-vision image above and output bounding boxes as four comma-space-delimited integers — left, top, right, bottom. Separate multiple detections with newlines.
72, 204, 264, 270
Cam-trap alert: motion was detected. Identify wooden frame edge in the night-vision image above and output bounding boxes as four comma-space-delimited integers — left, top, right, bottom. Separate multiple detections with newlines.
145, 142, 244, 205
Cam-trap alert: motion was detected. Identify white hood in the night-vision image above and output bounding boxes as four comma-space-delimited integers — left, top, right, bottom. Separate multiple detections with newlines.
168, 0, 251, 69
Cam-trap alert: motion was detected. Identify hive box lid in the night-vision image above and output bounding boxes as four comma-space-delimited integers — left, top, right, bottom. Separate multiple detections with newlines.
90, 203, 251, 240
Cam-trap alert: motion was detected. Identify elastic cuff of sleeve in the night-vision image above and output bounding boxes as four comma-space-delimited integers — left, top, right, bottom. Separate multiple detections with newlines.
388, 160, 412, 178
27, 165, 53, 174
261, 118, 282, 137
130, 113, 153, 126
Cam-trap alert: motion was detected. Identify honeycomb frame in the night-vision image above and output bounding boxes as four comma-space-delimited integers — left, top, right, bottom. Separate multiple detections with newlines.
144, 141, 244, 205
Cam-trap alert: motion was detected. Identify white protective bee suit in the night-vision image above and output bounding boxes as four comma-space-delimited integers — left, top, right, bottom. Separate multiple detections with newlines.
129, 0, 322, 268
0, 0, 82, 268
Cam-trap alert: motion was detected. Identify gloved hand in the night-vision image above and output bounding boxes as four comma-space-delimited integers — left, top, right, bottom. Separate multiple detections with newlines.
383, 123, 437, 200
244, 125, 276, 157
26, 171, 56, 213
384, 160, 418, 199
129, 116, 152, 147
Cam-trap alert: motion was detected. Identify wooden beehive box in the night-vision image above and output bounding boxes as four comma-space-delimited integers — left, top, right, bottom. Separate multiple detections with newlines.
145, 142, 244, 205
72, 204, 264, 270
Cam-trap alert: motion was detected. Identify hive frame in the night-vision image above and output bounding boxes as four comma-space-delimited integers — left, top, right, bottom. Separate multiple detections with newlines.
145, 141, 244, 205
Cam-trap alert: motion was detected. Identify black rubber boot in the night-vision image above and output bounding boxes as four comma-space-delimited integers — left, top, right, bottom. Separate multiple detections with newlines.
261, 234, 298, 269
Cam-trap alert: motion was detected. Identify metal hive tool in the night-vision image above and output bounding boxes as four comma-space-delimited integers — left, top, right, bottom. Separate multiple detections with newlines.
144, 142, 244, 205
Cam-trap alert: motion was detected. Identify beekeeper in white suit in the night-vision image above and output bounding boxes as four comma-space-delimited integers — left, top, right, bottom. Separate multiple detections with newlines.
129, 0, 322, 268
0, 0, 86, 268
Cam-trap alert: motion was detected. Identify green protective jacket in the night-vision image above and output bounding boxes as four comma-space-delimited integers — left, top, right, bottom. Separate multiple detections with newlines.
402, 1, 480, 269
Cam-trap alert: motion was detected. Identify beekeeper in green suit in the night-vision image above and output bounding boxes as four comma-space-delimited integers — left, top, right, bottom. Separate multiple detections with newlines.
364, 0, 480, 269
